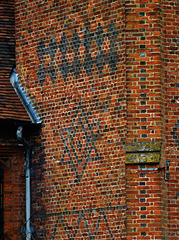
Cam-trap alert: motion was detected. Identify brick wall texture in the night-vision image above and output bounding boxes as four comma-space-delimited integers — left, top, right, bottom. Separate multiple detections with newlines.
4, 151, 25, 239
2, 0, 178, 239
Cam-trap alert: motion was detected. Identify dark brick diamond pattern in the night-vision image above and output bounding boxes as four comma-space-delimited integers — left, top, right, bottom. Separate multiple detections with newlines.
83, 52, 93, 77
58, 211, 115, 240
36, 22, 120, 85
59, 32, 69, 56
37, 63, 47, 86
107, 20, 119, 72
71, 30, 82, 79
59, 58, 70, 82
59, 102, 101, 182
71, 29, 81, 54
51, 207, 123, 240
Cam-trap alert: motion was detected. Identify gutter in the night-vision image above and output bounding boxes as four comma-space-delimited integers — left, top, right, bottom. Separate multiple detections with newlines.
10, 68, 41, 124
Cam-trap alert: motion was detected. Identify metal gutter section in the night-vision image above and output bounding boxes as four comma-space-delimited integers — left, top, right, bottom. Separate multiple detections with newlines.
10, 68, 41, 124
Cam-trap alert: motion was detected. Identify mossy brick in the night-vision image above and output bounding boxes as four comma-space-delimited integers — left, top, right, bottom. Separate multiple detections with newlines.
126, 152, 160, 164
126, 142, 161, 152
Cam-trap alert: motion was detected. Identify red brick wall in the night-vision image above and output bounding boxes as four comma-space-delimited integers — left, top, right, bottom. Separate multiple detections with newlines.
163, 1, 179, 239
125, 1, 179, 239
126, 164, 163, 240
126, 0, 163, 143
125, 1, 165, 239
15, 0, 127, 239
12, 0, 179, 239
4, 150, 25, 240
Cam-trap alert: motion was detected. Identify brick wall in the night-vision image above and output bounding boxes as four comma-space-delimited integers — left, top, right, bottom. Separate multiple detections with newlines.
12, 0, 179, 239
15, 0, 127, 239
125, 1, 164, 239
125, 1, 179, 239
163, 1, 179, 239
126, 0, 163, 143
126, 164, 163, 240
4, 149, 25, 240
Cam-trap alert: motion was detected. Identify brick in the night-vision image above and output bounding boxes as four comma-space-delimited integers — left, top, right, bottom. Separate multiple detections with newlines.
1, 0, 178, 239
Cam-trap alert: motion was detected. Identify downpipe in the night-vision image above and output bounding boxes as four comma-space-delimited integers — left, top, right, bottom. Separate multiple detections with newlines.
25, 146, 31, 240
10, 68, 41, 238
17, 126, 32, 240
10, 66, 41, 239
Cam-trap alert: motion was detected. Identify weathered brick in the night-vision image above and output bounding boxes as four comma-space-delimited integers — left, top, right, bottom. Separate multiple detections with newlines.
1, 0, 178, 239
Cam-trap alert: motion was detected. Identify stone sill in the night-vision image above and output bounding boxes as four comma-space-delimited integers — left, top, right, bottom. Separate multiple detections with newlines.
125, 142, 161, 164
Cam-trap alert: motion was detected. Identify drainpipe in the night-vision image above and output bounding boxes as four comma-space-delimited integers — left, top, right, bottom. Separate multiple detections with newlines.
10, 68, 41, 239
17, 126, 32, 240
25, 145, 31, 240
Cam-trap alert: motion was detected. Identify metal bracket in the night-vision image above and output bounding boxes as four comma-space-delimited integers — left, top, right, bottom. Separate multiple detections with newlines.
141, 160, 170, 181
21, 225, 35, 234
